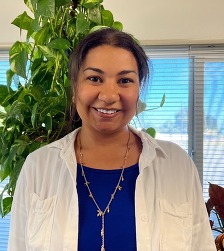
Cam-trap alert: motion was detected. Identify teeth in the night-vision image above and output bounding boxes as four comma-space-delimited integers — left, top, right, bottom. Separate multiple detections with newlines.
97, 109, 117, 114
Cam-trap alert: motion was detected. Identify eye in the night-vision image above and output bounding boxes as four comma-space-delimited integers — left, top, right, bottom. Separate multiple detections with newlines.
88, 76, 102, 83
118, 78, 134, 84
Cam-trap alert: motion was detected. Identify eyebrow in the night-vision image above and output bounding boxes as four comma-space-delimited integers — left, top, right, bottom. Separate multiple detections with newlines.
83, 67, 138, 75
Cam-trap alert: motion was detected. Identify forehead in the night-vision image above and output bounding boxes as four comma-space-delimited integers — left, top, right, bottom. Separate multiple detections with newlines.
82, 45, 138, 71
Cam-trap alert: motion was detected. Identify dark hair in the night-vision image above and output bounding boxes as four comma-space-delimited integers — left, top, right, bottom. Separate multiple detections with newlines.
68, 28, 149, 131
69, 28, 149, 85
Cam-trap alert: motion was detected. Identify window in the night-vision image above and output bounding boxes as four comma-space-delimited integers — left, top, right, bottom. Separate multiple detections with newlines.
135, 45, 224, 200
131, 45, 224, 237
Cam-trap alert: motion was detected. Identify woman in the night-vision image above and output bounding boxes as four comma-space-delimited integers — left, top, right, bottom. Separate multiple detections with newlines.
8, 28, 215, 251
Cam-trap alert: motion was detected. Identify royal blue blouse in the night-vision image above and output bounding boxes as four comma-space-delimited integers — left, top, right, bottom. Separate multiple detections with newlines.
76, 163, 139, 251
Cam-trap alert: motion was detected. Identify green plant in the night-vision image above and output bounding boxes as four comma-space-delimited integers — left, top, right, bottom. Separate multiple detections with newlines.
0, 0, 123, 217
133, 94, 166, 138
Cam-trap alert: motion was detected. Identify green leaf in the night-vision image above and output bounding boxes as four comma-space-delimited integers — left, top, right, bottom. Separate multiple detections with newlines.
24, 0, 38, 13
55, 0, 71, 7
88, 6, 102, 24
2, 197, 13, 217
7, 101, 28, 124
160, 93, 166, 107
112, 21, 123, 31
37, 0, 55, 18
0, 158, 11, 182
18, 134, 30, 143
0, 89, 18, 107
13, 140, 29, 156
0, 108, 6, 120
80, 0, 103, 8
146, 127, 156, 138
30, 15, 42, 32
0, 184, 9, 217
9, 157, 25, 193
30, 85, 45, 101
31, 102, 39, 128
33, 25, 50, 45
76, 12, 90, 34
16, 88, 30, 102
11, 11, 33, 30
89, 25, 108, 33
44, 113, 52, 133
9, 41, 28, 79
6, 69, 15, 90
48, 38, 71, 50
0, 86, 10, 105
8, 144, 21, 162
38, 45, 57, 60
40, 96, 65, 117
101, 10, 113, 26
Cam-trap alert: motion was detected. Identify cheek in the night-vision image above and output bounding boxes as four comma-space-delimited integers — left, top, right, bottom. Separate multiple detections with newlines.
123, 90, 139, 107
122, 97, 138, 115
76, 86, 91, 106
76, 86, 97, 115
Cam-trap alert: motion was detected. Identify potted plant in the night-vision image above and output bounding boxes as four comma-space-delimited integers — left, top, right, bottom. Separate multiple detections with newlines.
206, 183, 224, 250
0, 0, 123, 217
0, 0, 165, 218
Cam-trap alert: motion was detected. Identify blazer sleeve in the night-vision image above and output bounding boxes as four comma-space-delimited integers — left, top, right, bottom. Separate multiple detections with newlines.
7, 159, 30, 251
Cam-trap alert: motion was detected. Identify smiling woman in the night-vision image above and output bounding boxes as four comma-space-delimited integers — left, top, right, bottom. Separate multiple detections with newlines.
8, 28, 216, 251
75, 45, 140, 135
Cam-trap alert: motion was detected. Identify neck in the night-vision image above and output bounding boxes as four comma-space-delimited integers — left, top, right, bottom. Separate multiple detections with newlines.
79, 126, 130, 147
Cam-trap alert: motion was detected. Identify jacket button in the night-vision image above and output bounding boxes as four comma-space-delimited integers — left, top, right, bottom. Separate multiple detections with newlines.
141, 215, 148, 222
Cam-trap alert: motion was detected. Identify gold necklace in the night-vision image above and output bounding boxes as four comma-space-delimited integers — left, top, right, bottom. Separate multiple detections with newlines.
78, 129, 131, 251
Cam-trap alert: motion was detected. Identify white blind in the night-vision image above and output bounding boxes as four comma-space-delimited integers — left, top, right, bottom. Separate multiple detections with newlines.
133, 45, 224, 201
190, 46, 224, 198
132, 46, 191, 150
0, 51, 10, 251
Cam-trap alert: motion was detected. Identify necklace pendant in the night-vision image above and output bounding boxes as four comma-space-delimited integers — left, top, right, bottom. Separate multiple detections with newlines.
97, 210, 103, 217
117, 185, 122, 191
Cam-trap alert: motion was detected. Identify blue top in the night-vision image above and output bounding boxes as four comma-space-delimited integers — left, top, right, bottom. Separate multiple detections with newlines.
76, 163, 139, 251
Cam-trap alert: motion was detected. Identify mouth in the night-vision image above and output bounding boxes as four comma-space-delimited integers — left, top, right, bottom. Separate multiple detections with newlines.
95, 108, 119, 115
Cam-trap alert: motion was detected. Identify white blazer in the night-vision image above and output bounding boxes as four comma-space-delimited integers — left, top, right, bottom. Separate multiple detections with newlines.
8, 127, 216, 250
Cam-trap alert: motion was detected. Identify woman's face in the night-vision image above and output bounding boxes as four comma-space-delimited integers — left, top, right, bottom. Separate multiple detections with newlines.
75, 45, 140, 134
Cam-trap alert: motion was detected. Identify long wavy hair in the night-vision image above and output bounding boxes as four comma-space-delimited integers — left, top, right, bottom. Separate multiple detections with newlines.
68, 28, 149, 132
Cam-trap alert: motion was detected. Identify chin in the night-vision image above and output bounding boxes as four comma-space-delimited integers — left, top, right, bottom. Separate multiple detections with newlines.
96, 127, 117, 133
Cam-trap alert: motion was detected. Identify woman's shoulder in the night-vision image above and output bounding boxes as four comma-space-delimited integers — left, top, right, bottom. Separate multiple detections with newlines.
156, 138, 188, 156
27, 129, 79, 160
130, 127, 188, 159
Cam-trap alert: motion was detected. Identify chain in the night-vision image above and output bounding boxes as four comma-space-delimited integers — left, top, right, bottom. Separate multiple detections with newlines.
78, 129, 131, 251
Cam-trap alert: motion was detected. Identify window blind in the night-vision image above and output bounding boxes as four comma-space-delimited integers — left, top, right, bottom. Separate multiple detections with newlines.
133, 46, 191, 150
190, 46, 224, 199
135, 45, 224, 201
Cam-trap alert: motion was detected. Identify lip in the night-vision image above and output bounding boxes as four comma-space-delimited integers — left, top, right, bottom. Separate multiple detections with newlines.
93, 107, 120, 118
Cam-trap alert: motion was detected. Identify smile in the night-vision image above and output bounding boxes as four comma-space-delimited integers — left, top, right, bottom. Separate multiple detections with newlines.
96, 108, 118, 114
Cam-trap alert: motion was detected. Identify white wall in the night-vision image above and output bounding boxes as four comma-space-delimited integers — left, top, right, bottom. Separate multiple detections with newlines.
1, 0, 224, 47
104, 0, 224, 44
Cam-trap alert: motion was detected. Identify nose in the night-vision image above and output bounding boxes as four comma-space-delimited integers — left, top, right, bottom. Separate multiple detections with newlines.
98, 83, 120, 104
